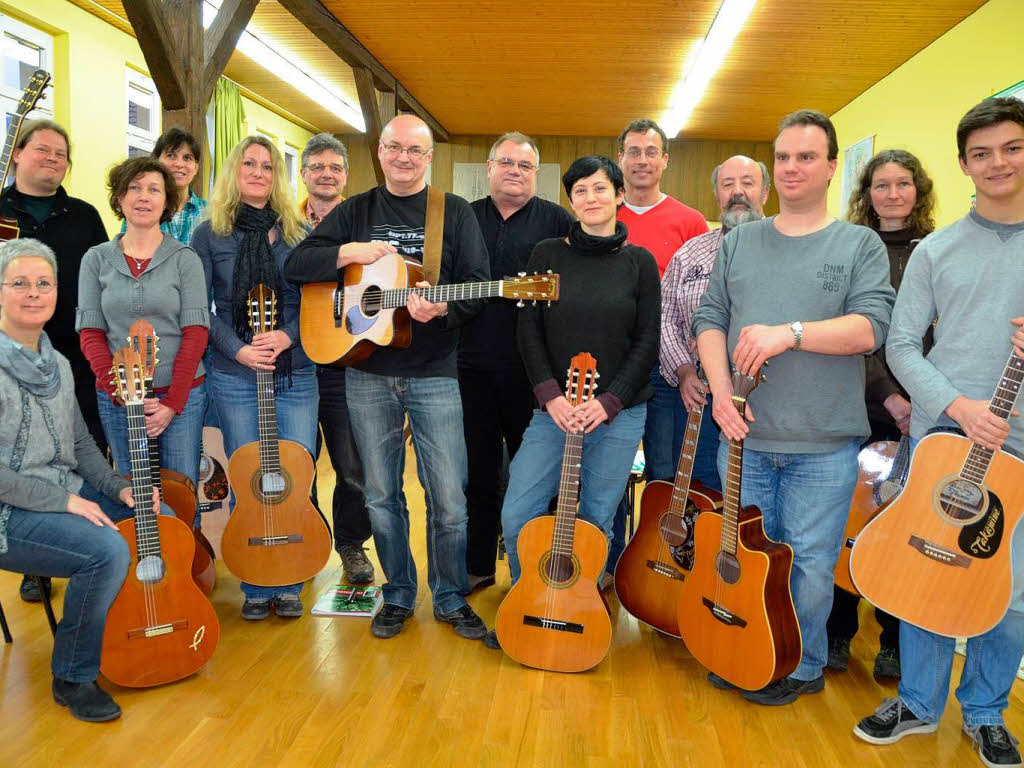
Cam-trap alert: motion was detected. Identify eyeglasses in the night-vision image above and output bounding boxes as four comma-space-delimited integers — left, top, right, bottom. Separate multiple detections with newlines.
380, 142, 431, 159
624, 147, 665, 159
2, 279, 55, 294
304, 163, 346, 174
492, 157, 538, 173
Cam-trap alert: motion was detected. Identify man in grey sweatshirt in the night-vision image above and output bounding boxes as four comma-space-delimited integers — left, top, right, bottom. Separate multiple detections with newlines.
692, 110, 895, 706
854, 97, 1024, 768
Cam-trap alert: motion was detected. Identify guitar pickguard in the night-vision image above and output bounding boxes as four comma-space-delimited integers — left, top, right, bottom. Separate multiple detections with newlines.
661, 497, 699, 571
958, 490, 1005, 559
344, 285, 381, 335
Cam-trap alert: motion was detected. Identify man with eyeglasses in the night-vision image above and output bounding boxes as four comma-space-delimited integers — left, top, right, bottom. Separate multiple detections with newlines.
0, 119, 109, 604
607, 118, 709, 585
458, 132, 573, 599
287, 114, 491, 642
299, 132, 349, 228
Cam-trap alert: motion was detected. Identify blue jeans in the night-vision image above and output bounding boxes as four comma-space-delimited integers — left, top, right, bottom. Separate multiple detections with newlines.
717, 438, 860, 681
0, 482, 131, 682
345, 369, 469, 614
898, 436, 1024, 727
96, 382, 208, 488
208, 365, 319, 600
502, 404, 646, 584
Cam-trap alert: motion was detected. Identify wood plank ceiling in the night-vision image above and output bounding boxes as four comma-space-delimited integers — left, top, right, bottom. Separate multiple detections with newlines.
71, 0, 988, 141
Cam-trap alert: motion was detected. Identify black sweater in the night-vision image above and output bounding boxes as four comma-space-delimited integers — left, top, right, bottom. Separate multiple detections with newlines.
285, 185, 490, 378
517, 237, 661, 419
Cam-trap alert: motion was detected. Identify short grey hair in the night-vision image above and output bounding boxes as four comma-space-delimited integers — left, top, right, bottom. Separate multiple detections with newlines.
301, 133, 349, 171
0, 238, 57, 280
488, 131, 540, 164
711, 158, 772, 195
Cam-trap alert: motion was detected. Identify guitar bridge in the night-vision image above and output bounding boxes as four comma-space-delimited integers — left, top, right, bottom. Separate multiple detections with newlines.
332, 287, 343, 328
646, 560, 685, 581
701, 597, 748, 627
127, 618, 188, 639
247, 534, 304, 547
523, 615, 584, 634
908, 535, 971, 568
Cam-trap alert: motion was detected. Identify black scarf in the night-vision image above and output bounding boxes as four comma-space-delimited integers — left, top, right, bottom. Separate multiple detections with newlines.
568, 220, 628, 255
230, 202, 292, 383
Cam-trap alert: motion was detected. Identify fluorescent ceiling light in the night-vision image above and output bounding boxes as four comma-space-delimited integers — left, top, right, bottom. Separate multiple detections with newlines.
660, 0, 756, 137
202, 0, 365, 131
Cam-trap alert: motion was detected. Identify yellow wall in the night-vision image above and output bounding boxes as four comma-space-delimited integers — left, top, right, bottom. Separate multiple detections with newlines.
1, 0, 314, 233
828, 0, 1023, 228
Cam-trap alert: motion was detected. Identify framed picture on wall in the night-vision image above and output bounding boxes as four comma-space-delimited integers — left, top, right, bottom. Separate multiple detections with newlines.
840, 134, 875, 216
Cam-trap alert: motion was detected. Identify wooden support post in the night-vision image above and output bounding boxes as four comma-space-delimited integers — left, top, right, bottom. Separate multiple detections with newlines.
354, 67, 385, 186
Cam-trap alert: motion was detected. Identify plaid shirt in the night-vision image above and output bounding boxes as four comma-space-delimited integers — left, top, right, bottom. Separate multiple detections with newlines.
119, 191, 207, 246
660, 227, 724, 386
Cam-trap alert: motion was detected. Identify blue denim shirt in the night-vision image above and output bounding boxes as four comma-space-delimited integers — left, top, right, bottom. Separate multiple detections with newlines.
191, 219, 312, 380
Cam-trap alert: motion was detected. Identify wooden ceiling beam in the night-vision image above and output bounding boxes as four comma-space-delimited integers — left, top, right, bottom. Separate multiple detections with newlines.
275, 0, 449, 142
122, 0, 187, 109
353, 66, 385, 185
202, 0, 260, 106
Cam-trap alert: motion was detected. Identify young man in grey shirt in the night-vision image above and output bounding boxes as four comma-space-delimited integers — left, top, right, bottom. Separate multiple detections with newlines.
854, 97, 1024, 768
692, 110, 895, 706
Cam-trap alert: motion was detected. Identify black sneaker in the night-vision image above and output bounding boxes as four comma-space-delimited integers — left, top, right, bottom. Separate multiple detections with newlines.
741, 674, 825, 706
241, 599, 272, 621
965, 724, 1023, 767
433, 604, 487, 640
371, 603, 414, 639
337, 543, 374, 585
273, 594, 303, 618
20, 575, 50, 603
873, 646, 901, 680
827, 637, 850, 671
707, 671, 739, 691
52, 678, 121, 722
482, 629, 502, 650
853, 697, 938, 744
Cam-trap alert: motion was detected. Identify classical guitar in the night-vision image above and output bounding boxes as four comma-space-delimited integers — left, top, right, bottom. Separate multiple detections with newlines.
614, 367, 723, 636
676, 368, 801, 691
833, 436, 909, 595
127, 319, 216, 595
300, 253, 559, 365
220, 284, 332, 586
100, 347, 220, 688
495, 352, 613, 673
851, 350, 1024, 637
0, 69, 52, 240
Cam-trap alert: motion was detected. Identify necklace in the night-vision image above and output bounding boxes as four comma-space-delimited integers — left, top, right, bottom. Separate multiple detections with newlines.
123, 248, 150, 272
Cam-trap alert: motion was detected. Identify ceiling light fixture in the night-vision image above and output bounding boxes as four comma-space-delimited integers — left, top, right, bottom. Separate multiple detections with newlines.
660, 0, 757, 137
202, 0, 365, 131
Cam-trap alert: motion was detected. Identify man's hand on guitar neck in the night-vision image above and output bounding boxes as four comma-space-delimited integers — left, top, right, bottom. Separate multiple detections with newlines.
676, 363, 708, 411
408, 281, 448, 323
336, 240, 397, 268
946, 397, 1017, 452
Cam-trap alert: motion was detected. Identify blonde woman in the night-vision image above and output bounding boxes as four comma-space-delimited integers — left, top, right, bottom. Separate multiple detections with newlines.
191, 136, 315, 620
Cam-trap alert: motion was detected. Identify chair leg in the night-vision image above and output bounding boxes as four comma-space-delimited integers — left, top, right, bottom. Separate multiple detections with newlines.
36, 576, 58, 637
0, 596, 11, 643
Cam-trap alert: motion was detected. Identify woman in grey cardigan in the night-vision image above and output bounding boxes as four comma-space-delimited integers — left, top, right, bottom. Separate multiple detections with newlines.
76, 156, 210, 487
0, 238, 157, 723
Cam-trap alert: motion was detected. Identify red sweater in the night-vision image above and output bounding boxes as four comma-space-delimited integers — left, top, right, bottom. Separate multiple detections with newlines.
617, 195, 708, 278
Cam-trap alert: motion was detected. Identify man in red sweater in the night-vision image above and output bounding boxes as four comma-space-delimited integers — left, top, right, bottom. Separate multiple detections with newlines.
608, 118, 709, 581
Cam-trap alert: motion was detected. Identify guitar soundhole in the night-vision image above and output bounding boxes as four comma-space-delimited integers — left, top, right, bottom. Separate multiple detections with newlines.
250, 468, 293, 504
360, 285, 383, 317
135, 554, 165, 585
540, 551, 579, 587
935, 477, 987, 525
659, 512, 688, 547
715, 552, 740, 584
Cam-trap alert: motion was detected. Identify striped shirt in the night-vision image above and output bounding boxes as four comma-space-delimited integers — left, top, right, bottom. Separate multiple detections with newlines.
660, 227, 724, 386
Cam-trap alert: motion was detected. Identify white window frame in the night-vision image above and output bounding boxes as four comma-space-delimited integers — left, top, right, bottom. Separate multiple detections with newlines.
0, 13, 54, 154
283, 142, 299, 195
126, 67, 160, 156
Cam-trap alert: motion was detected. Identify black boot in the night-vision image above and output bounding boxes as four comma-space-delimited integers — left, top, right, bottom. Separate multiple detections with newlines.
52, 678, 122, 722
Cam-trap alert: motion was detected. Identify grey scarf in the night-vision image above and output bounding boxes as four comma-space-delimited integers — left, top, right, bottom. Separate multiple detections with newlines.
0, 329, 61, 398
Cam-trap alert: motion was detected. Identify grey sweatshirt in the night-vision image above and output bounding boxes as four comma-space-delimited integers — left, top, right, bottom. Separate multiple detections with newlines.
886, 210, 1024, 457
692, 216, 895, 453
75, 233, 209, 388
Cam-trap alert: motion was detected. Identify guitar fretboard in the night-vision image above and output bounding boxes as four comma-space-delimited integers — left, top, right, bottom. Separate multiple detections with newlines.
256, 368, 281, 474
668, 404, 704, 516
551, 429, 585, 558
377, 280, 509, 309
962, 352, 1024, 484
721, 437, 743, 557
126, 402, 161, 558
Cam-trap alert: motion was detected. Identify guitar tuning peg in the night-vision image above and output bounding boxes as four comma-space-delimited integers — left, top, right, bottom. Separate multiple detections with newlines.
518, 271, 526, 277
546, 270, 553, 274
531, 300, 537, 306
516, 300, 524, 308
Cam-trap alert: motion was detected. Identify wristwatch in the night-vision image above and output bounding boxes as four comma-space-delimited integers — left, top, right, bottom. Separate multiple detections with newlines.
789, 321, 804, 351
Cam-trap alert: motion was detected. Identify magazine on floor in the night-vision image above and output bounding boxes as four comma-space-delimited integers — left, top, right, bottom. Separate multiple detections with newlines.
311, 584, 383, 618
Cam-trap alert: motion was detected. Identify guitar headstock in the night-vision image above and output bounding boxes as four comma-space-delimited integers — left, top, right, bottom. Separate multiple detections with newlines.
127, 319, 159, 383
506, 271, 559, 307
730, 365, 766, 417
18, 70, 51, 117
247, 284, 276, 335
564, 352, 599, 408
110, 347, 147, 407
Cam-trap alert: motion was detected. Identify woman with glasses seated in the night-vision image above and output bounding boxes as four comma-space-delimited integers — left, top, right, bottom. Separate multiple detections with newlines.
0, 238, 159, 723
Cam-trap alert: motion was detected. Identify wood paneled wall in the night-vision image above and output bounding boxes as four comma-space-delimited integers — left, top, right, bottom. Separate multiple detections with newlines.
340, 134, 780, 221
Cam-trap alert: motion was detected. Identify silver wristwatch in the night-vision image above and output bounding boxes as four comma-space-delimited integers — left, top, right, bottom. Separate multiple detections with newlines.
789, 321, 804, 351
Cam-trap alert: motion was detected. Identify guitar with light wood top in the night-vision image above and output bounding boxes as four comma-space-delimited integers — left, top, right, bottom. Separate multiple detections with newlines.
676, 368, 801, 690
495, 353, 612, 673
851, 349, 1024, 637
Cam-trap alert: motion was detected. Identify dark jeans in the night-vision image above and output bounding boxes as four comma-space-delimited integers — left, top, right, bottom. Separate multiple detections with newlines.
457, 366, 534, 578
53, 336, 107, 455
314, 365, 371, 550
0, 481, 131, 682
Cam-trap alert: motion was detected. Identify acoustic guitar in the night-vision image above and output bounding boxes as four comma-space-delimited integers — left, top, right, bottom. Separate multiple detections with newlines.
100, 347, 220, 688
0, 69, 52, 240
220, 284, 332, 586
614, 372, 722, 636
833, 436, 909, 595
851, 350, 1024, 637
300, 253, 559, 365
676, 368, 801, 691
127, 319, 216, 595
495, 352, 613, 673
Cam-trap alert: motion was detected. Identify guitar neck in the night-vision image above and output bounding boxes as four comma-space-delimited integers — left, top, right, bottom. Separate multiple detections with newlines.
720, 437, 743, 556
668, 404, 704, 515
380, 280, 507, 308
256, 368, 282, 473
963, 350, 1024, 483
125, 401, 161, 557
0, 113, 22, 191
551, 430, 585, 557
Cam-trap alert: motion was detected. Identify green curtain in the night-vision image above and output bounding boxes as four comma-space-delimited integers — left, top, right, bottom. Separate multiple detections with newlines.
214, 78, 246, 185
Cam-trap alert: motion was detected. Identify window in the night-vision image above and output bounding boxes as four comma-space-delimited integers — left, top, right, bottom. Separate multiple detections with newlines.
0, 14, 54, 157
126, 68, 160, 156
283, 143, 299, 195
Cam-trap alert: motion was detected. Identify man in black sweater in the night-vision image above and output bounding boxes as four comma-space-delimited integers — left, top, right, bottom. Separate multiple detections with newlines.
460, 132, 573, 593
287, 115, 491, 642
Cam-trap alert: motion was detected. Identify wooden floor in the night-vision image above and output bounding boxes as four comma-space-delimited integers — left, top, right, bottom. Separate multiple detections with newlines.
1, 445, 1021, 768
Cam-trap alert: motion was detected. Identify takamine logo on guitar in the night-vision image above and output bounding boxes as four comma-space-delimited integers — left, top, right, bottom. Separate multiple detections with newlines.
961, 499, 1004, 558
